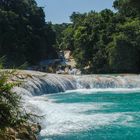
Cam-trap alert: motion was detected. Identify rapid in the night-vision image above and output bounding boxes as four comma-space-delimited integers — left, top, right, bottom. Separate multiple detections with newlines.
15, 71, 140, 140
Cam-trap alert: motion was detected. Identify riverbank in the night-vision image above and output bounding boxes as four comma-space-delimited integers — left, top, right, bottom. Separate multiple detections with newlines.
0, 70, 42, 140
0, 123, 41, 140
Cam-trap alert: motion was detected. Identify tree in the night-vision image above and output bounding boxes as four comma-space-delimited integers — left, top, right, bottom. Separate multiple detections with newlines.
108, 19, 140, 73
0, 0, 57, 67
51, 0, 140, 74
113, 0, 139, 17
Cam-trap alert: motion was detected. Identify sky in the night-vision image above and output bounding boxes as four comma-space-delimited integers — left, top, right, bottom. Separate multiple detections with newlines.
36, 0, 115, 24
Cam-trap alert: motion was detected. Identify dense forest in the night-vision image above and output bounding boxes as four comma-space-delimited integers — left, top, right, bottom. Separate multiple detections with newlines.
0, 0, 140, 73
54, 0, 140, 74
0, 0, 57, 67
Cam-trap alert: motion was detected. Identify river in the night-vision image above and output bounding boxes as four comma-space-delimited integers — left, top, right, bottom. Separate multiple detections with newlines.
16, 72, 140, 140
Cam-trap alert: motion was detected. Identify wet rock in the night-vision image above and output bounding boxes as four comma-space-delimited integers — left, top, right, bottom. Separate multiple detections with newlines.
0, 123, 41, 140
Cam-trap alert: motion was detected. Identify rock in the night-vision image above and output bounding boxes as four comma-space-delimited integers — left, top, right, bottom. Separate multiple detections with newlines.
31, 123, 41, 134
0, 127, 16, 140
15, 123, 38, 140
0, 123, 40, 140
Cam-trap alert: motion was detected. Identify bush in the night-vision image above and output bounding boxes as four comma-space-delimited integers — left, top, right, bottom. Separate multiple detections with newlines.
0, 70, 21, 128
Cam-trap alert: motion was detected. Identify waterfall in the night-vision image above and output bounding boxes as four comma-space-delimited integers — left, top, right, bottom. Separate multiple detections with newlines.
76, 75, 140, 89
13, 71, 140, 139
14, 71, 140, 97
14, 72, 77, 96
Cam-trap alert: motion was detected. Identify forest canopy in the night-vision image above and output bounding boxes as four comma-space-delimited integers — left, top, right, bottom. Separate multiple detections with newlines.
0, 0, 140, 73
0, 0, 57, 67
53, 0, 140, 73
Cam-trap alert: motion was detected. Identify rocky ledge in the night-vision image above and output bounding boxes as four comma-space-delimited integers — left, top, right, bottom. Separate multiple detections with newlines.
0, 123, 41, 140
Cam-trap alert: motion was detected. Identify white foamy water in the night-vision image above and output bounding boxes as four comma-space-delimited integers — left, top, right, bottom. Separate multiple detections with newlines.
24, 92, 140, 138
65, 88, 140, 94
14, 72, 140, 139
15, 72, 140, 97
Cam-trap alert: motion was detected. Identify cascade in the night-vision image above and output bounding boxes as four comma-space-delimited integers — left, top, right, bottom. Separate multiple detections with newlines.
15, 72, 140, 96
13, 71, 140, 139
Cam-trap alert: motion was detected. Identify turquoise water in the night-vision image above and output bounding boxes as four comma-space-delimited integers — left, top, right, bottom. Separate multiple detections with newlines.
32, 89, 140, 140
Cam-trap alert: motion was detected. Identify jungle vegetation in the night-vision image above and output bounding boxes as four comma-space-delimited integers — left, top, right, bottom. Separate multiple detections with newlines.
0, 0, 140, 73
0, 0, 57, 67
54, 0, 140, 73
0, 0, 140, 137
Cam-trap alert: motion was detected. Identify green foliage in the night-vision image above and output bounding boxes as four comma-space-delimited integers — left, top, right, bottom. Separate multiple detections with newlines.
1, 0, 140, 73
18, 62, 29, 70
54, 0, 140, 74
0, 56, 5, 69
0, 70, 21, 128
113, 0, 139, 17
52, 23, 70, 50
0, 58, 25, 129
0, 0, 57, 67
